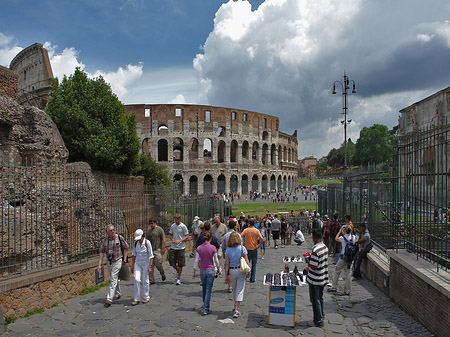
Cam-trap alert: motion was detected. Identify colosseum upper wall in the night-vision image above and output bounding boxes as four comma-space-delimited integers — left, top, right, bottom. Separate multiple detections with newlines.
125, 104, 299, 195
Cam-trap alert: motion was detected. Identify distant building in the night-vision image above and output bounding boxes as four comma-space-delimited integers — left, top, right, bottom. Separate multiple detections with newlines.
299, 157, 317, 178
9, 43, 54, 109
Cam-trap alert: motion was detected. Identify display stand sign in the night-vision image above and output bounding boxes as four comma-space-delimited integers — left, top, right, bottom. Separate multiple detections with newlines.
268, 286, 296, 327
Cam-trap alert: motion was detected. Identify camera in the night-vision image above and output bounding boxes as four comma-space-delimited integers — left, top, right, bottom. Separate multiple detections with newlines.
107, 252, 113, 263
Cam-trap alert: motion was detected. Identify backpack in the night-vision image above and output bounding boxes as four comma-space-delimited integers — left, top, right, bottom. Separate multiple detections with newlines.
343, 235, 356, 263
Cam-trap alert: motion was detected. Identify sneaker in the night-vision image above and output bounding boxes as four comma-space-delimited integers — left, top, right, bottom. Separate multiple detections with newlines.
104, 301, 111, 308
228, 288, 233, 293
131, 301, 139, 306
261, 256, 264, 260
202, 311, 209, 316
142, 299, 149, 303
327, 288, 337, 293
176, 279, 181, 285
232, 310, 241, 318
162, 275, 166, 281
308, 320, 323, 327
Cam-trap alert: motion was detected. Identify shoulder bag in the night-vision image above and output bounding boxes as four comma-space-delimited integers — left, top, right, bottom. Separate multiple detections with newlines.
118, 234, 131, 281
240, 245, 251, 274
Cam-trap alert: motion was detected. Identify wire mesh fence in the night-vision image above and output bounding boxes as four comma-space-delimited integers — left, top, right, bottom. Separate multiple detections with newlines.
0, 154, 224, 277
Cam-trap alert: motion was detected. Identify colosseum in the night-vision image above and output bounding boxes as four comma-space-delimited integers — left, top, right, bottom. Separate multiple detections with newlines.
125, 104, 298, 196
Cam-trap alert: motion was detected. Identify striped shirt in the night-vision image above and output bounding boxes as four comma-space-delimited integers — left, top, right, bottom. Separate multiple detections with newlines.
306, 241, 329, 286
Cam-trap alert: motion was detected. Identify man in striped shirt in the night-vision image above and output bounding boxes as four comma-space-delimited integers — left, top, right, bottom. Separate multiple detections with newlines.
306, 228, 329, 327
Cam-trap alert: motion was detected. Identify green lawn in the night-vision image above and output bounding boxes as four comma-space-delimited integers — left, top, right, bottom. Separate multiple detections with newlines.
298, 178, 342, 186
231, 202, 317, 217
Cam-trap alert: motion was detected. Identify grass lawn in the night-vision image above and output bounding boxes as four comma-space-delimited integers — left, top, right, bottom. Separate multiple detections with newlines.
231, 202, 317, 217
298, 178, 342, 186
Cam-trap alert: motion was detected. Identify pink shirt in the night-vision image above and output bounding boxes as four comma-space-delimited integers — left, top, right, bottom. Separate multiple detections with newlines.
195, 242, 219, 270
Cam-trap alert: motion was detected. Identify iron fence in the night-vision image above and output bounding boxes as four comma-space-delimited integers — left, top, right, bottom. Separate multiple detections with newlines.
0, 154, 224, 277
319, 122, 450, 271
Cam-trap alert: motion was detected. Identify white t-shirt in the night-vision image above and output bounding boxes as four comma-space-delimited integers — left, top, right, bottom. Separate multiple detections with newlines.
339, 233, 356, 256
169, 222, 189, 250
295, 230, 305, 242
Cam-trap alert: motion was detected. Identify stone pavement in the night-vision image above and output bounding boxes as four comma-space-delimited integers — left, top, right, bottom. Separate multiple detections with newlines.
3, 238, 433, 336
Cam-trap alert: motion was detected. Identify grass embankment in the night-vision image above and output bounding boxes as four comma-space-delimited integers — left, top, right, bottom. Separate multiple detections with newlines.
231, 202, 316, 217
298, 178, 342, 186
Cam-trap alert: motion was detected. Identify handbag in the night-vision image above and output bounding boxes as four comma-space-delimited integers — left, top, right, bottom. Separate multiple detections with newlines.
240, 245, 251, 274
118, 235, 130, 281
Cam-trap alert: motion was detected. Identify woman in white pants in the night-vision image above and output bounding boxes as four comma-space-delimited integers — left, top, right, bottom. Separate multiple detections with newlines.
131, 229, 154, 305
225, 232, 250, 318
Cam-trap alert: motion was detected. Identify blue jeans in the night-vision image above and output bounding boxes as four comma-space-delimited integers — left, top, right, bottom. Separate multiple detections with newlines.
309, 284, 325, 325
200, 269, 216, 312
353, 250, 367, 277
247, 249, 258, 282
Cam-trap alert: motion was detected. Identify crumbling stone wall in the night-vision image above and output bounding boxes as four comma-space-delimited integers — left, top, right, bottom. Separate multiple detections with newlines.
126, 104, 299, 195
0, 66, 18, 101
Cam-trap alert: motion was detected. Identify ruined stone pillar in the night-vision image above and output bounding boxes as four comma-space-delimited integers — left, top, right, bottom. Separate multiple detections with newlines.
198, 175, 204, 195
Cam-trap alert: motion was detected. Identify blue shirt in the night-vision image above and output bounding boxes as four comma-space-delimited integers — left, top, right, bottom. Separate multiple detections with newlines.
226, 244, 248, 268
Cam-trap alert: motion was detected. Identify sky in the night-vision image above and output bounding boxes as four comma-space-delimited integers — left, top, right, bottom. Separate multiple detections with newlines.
1, 0, 450, 159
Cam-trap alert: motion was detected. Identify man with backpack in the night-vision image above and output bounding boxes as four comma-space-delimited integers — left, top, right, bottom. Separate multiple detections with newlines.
327, 225, 356, 295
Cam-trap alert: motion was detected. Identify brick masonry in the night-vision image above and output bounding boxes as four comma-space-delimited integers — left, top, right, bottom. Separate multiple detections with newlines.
362, 249, 450, 337
0, 236, 193, 321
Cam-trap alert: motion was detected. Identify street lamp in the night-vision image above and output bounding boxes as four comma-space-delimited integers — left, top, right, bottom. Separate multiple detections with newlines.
332, 71, 356, 171
332, 71, 356, 217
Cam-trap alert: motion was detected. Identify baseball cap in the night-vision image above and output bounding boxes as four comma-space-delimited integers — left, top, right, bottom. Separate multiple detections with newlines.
134, 229, 143, 241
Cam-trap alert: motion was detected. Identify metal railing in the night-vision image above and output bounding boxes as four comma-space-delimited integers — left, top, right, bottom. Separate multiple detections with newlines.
318, 122, 450, 271
0, 154, 224, 277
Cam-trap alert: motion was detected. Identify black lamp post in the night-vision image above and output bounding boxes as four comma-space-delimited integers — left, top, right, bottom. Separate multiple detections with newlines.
332, 71, 356, 216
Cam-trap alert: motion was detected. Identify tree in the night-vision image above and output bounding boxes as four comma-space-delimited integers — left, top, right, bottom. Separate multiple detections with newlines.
316, 161, 328, 174
326, 138, 356, 168
354, 124, 394, 165
131, 154, 171, 185
46, 68, 140, 174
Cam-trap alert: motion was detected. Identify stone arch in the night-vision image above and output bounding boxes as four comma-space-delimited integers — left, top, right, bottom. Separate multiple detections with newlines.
230, 140, 238, 162
218, 126, 226, 137
218, 140, 226, 163
189, 175, 198, 195
288, 148, 291, 163
203, 175, 213, 195
251, 174, 259, 191
262, 143, 269, 165
283, 175, 287, 190
158, 124, 168, 136
277, 175, 282, 191
174, 174, 184, 194
278, 145, 282, 165
142, 138, 151, 156
158, 139, 168, 162
284, 146, 287, 162
241, 174, 248, 194
288, 176, 291, 191
230, 174, 238, 192
173, 137, 183, 161
270, 144, 276, 165
203, 138, 212, 157
262, 131, 269, 141
189, 138, 199, 160
218, 174, 226, 194
262, 174, 268, 193
242, 141, 249, 160
252, 141, 259, 161
270, 174, 276, 191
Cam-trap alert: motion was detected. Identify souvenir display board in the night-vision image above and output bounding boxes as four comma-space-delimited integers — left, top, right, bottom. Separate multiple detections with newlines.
268, 286, 296, 327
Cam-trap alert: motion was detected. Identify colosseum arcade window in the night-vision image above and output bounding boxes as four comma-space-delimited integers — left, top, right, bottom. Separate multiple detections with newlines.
158, 125, 169, 135
232, 111, 236, 120
262, 144, 268, 165
203, 138, 212, 157
262, 131, 268, 141
230, 140, 238, 162
175, 108, 183, 117
252, 142, 259, 160
243, 113, 248, 122
158, 139, 168, 162
218, 126, 225, 137
189, 138, 199, 160
173, 138, 184, 161
205, 110, 211, 123
242, 141, 249, 159
145, 108, 150, 117
263, 118, 267, 128
218, 140, 226, 163
271, 144, 276, 165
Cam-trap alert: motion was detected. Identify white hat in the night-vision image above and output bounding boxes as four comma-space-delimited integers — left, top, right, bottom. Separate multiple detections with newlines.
193, 216, 200, 221
134, 229, 144, 241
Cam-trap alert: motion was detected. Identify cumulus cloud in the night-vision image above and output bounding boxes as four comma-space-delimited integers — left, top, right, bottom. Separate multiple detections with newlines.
93, 63, 143, 99
0, 33, 22, 67
194, 0, 450, 158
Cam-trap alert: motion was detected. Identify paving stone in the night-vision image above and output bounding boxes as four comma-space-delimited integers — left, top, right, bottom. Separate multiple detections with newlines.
303, 327, 325, 337
216, 330, 254, 337
325, 313, 344, 324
